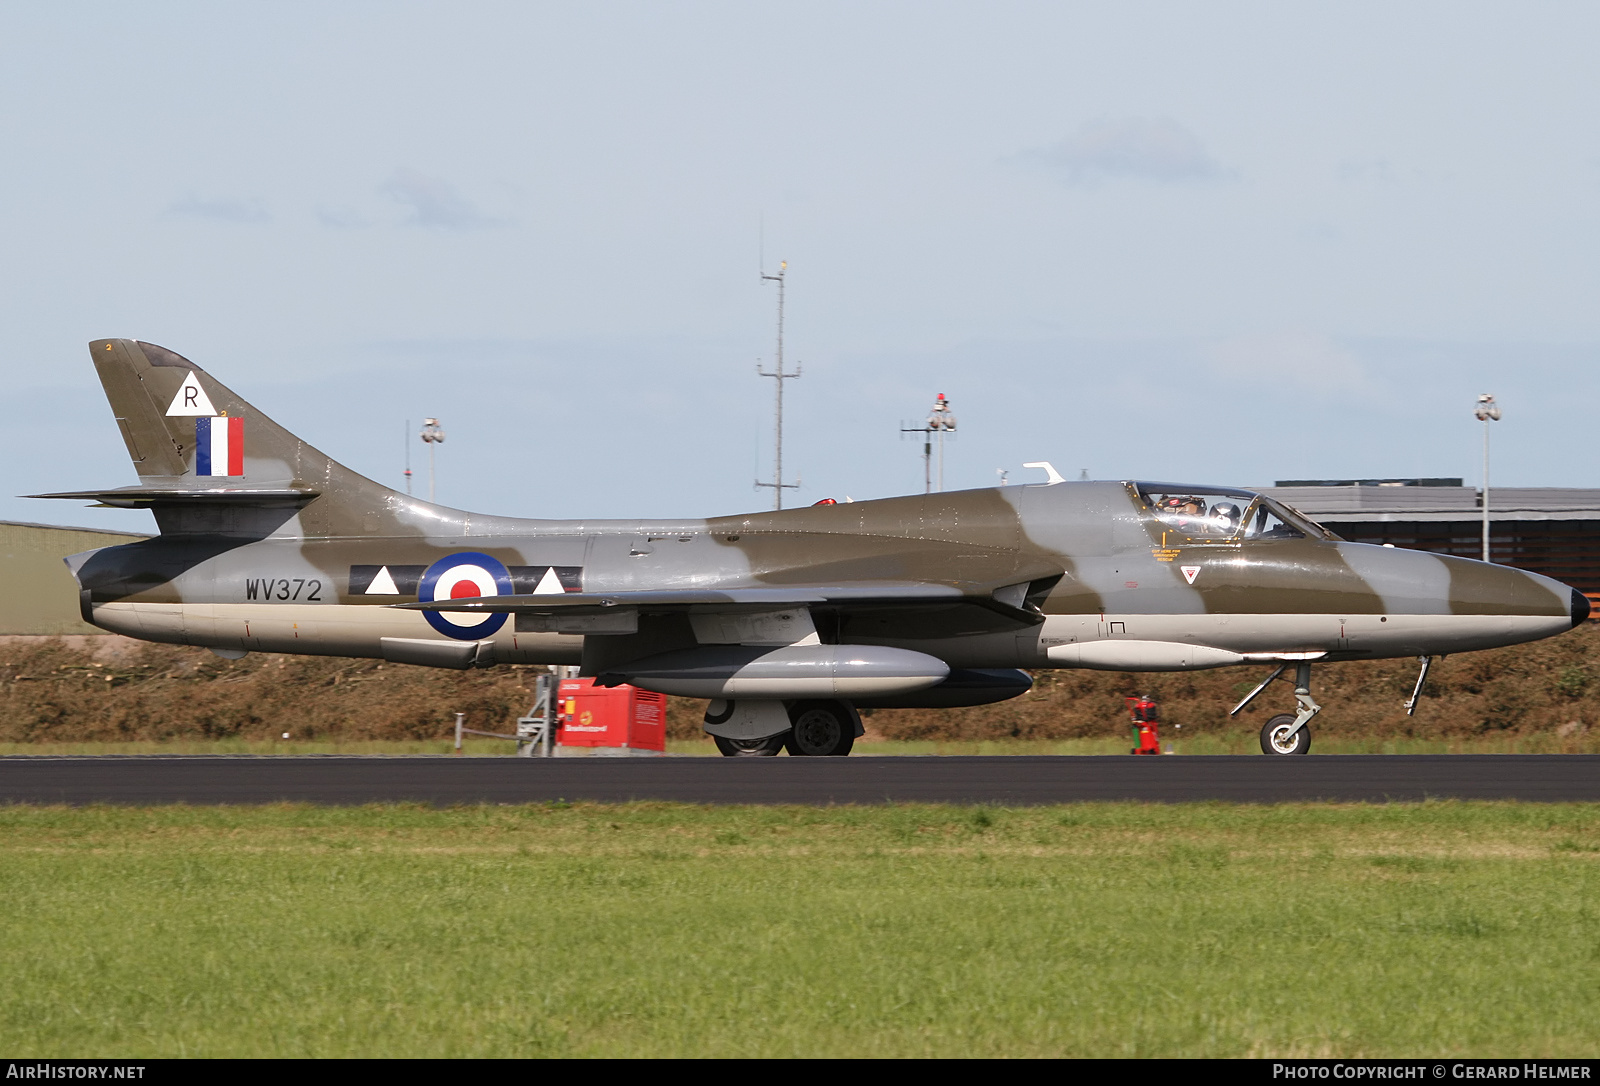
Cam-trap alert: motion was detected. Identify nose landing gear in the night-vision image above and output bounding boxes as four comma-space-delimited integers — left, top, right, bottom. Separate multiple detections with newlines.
1232, 662, 1321, 756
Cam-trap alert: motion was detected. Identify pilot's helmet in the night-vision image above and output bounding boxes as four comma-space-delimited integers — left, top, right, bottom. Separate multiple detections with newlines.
1212, 502, 1243, 529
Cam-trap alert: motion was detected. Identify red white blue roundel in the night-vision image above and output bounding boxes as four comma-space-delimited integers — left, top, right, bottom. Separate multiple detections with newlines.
418, 552, 512, 639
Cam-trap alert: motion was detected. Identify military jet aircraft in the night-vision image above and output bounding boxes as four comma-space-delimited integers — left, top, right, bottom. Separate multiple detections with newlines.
33, 340, 1590, 756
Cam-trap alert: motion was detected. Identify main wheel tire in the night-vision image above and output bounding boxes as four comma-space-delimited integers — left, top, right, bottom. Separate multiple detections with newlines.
1261, 714, 1311, 756
714, 733, 788, 757
784, 701, 856, 757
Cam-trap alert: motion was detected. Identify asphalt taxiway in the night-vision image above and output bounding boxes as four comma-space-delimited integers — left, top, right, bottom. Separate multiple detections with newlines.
0, 754, 1596, 805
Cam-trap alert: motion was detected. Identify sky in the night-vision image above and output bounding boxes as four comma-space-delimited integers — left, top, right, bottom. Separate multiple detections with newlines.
2, 1, 1598, 533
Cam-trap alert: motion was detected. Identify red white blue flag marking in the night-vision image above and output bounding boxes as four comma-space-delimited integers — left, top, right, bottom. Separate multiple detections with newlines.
195, 417, 244, 477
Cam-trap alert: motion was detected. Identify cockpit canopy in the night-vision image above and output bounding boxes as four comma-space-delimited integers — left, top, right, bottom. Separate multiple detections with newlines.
1131, 483, 1337, 543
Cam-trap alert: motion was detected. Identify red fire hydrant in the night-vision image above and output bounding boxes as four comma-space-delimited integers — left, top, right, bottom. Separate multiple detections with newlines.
1125, 695, 1161, 755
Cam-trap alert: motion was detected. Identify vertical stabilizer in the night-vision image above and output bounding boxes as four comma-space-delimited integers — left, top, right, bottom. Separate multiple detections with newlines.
87, 339, 414, 538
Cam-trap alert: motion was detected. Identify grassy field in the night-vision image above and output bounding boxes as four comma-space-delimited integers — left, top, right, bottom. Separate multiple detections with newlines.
1, 802, 1597, 1057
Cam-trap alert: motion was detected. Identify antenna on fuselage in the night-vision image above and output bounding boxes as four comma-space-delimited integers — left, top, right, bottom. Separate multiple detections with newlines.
1023, 461, 1065, 485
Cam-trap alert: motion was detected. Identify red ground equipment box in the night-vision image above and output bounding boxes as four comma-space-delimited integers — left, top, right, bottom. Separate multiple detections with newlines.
556, 678, 667, 753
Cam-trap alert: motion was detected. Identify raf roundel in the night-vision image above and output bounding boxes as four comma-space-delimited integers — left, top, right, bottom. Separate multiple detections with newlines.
417, 552, 512, 639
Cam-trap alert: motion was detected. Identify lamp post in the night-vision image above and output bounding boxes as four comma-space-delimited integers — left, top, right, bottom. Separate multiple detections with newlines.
1474, 394, 1501, 562
420, 417, 445, 503
901, 393, 957, 493
928, 393, 956, 492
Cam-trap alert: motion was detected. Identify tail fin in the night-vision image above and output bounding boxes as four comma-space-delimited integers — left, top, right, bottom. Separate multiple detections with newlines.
64, 339, 409, 537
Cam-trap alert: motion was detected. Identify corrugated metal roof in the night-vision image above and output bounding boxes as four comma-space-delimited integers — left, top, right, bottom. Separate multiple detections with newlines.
0, 520, 145, 537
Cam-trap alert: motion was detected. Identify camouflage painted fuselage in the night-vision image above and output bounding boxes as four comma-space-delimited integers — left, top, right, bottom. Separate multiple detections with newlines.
47, 341, 1587, 678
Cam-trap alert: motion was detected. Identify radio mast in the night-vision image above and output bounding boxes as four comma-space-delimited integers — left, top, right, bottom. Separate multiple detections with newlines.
755, 260, 801, 509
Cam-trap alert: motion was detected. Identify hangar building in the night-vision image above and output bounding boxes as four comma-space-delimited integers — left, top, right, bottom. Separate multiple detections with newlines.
0, 521, 147, 634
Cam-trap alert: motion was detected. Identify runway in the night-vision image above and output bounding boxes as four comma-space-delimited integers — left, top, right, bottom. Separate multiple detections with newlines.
0, 754, 1596, 805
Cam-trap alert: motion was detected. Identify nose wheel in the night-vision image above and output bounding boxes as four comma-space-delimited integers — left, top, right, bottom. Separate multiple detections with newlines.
1261, 714, 1311, 755
1234, 661, 1321, 756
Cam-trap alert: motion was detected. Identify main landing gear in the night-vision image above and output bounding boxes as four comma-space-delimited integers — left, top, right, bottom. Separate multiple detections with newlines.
708, 700, 858, 757
713, 734, 788, 757
1231, 661, 1321, 756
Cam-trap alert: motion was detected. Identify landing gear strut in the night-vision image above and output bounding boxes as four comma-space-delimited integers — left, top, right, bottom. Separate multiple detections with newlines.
1232, 662, 1320, 756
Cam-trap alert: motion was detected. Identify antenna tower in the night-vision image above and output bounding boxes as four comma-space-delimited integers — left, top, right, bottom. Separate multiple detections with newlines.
755, 260, 801, 509
403, 419, 413, 495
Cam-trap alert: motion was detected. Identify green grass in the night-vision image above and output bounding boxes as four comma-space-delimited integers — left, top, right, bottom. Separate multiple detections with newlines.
1, 802, 1598, 1057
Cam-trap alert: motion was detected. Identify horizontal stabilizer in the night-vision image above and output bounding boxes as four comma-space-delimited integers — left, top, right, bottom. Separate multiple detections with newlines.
28, 486, 321, 508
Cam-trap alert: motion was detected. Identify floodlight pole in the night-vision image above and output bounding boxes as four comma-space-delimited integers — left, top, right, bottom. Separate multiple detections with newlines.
1474, 394, 1501, 563
420, 417, 445, 503
755, 261, 800, 509
903, 394, 957, 493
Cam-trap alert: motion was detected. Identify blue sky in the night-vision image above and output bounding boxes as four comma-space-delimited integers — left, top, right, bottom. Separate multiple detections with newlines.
3, 1, 1597, 533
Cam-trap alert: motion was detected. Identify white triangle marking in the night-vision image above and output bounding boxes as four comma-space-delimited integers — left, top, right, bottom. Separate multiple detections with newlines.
165, 371, 218, 416
1181, 565, 1201, 585
532, 567, 564, 595
366, 566, 399, 594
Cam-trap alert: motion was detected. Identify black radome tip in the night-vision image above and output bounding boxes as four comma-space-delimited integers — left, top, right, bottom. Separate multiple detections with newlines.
1572, 589, 1592, 628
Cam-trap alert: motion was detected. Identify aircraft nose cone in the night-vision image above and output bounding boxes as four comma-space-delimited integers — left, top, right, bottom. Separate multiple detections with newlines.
1572, 589, 1591, 628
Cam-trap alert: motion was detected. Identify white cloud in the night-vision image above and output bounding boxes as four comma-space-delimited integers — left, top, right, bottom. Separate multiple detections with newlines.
381, 168, 505, 230
1017, 117, 1222, 185
1337, 158, 1394, 183
1206, 331, 1375, 395
316, 205, 371, 229
166, 194, 271, 223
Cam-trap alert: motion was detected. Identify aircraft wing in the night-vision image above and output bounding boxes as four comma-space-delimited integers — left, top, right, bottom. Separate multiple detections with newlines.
397, 576, 1062, 635
401, 582, 963, 613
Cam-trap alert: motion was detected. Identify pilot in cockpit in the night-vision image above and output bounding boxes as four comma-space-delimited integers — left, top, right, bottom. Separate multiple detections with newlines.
1210, 502, 1244, 536
1159, 496, 1247, 537
1159, 497, 1205, 533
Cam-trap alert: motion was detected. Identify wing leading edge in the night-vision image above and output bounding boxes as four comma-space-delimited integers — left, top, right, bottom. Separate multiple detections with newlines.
396, 574, 1065, 635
